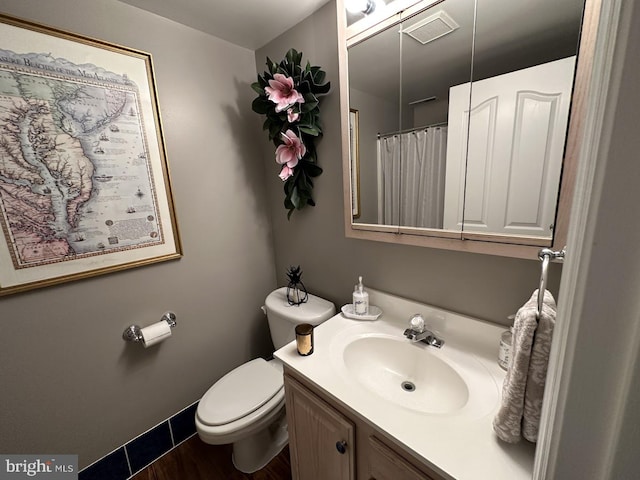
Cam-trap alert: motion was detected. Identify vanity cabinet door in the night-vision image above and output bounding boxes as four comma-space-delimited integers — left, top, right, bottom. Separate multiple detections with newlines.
368, 436, 438, 480
285, 375, 355, 480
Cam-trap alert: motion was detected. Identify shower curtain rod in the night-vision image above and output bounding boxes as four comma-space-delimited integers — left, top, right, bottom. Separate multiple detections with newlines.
377, 121, 448, 139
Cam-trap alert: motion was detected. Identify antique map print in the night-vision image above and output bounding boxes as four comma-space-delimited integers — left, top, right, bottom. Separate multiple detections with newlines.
0, 49, 163, 269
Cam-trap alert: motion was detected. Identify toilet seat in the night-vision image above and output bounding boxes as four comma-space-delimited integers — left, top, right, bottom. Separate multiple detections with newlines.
197, 358, 283, 429
196, 358, 285, 445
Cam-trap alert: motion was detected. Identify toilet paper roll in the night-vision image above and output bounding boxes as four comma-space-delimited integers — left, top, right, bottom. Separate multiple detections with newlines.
140, 321, 172, 348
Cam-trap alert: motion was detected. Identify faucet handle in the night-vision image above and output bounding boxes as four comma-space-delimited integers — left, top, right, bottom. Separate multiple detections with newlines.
409, 314, 425, 333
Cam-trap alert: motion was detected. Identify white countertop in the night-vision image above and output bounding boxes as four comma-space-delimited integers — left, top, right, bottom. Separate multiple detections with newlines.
274, 288, 535, 480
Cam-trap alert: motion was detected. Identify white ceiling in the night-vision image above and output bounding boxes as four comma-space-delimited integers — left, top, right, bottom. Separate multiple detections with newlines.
349, 0, 584, 104
117, 0, 330, 50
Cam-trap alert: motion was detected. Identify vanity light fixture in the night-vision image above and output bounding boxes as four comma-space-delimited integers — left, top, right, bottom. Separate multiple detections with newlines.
345, 0, 385, 15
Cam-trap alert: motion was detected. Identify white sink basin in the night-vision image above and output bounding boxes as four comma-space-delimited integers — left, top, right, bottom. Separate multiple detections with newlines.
343, 336, 469, 414
330, 323, 499, 419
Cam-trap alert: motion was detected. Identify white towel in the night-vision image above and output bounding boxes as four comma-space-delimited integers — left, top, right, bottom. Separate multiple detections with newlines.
493, 289, 556, 443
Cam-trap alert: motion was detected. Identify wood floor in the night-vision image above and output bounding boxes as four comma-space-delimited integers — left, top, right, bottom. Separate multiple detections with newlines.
131, 435, 292, 480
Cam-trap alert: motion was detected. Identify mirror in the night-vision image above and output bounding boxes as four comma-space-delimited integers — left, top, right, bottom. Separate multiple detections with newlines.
348, 21, 401, 225
344, 0, 585, 253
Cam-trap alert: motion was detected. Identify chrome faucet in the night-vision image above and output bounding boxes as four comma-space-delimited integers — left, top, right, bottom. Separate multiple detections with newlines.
403, 314, 444, 348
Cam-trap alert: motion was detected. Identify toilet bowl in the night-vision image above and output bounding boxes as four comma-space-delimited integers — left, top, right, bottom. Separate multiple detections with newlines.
195, 287, 335, 473
195, 358, 287, 472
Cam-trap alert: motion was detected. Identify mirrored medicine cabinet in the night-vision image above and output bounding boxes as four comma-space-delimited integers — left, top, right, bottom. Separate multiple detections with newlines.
338, 0, 600, 259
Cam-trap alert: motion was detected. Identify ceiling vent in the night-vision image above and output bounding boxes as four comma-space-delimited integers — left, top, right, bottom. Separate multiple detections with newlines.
403, 10, 459, 45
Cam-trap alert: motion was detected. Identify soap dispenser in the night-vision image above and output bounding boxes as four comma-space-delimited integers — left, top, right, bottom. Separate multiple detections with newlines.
498, 314, 516, 370
353, 276, 369, 315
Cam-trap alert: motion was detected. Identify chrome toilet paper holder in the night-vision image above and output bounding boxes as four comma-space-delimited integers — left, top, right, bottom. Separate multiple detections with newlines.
123, 311, 177, 343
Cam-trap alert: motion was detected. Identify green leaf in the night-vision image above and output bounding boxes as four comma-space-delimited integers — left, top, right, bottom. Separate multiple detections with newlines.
285, 49, 297, 64
286, 169, 300, 191
312, 70, 326, 85
313, 81, 331, 95
304, 162, 323, 177
269, 122, 282, 141
298, 178, 316, 206
266, 57, 278, 74
290, 185, 300, 209
299, 125, 320, 136
251, 82, 264, 95
290, 49, 302, 66
284, 179, 292, 196
284, 195, 294, 209
302, 93, 319, 110
256, 74, 270, 88
297, 79, 311, 94
252, 97, 269, 114
301, 101, 319, 113
298, 112, 312, 125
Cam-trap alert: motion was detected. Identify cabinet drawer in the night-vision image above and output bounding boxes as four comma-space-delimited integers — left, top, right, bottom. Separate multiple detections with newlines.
368, 436, 436, 480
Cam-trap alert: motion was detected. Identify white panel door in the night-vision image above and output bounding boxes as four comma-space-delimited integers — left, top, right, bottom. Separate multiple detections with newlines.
443, 56, 576, 238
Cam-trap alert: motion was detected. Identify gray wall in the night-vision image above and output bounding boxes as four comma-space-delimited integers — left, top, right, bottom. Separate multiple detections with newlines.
0, 0, 277, 469
256, 1, 561, 327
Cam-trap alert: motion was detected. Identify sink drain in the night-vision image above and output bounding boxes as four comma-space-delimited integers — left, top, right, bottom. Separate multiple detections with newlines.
401, 381, 416, 392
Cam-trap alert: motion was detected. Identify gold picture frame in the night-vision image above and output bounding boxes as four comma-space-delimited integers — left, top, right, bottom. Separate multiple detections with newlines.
0, 14, 182, 296
349, 108, 361, 219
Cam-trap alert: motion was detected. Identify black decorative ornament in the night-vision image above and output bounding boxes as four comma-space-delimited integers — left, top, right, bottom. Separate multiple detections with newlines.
286, 265, 308, 306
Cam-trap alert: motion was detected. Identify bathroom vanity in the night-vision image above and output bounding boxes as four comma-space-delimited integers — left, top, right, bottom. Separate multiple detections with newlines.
274, 289, 535, 480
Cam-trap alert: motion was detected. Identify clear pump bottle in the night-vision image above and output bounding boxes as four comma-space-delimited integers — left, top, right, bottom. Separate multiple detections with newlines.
352, 276, 369, 315
498, 314, 515, 370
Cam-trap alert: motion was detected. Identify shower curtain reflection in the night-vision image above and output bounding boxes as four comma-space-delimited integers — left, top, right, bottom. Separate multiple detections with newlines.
377, 126, 448, 228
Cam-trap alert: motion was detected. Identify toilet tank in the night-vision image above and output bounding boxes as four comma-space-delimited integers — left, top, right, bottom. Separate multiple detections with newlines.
265, 287, 336, 349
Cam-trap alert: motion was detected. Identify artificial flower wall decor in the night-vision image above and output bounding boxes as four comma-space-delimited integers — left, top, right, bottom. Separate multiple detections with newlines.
252, 49, 330, 218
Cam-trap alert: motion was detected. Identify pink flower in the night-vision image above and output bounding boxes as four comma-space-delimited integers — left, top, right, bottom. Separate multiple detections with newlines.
287, 108, 300, 123
265, 73, 305, 112
275, 129, 306, 168
279, 165, 294, 181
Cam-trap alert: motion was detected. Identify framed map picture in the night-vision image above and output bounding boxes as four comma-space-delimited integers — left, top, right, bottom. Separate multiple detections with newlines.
0, 14, 182, 296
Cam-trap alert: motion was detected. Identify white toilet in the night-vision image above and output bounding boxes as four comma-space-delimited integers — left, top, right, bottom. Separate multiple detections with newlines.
195, 287, 336, 473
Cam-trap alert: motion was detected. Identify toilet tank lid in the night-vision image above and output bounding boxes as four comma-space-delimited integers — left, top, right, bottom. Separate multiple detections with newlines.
265, 287, 336, 325
197, 358, 282, 426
